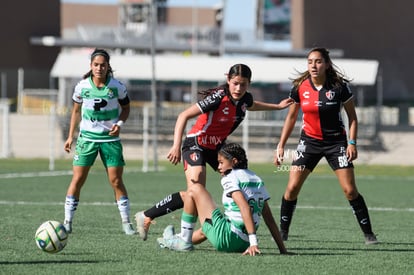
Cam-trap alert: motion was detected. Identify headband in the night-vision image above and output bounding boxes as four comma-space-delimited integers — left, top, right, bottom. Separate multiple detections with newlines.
91, 50, 110, 62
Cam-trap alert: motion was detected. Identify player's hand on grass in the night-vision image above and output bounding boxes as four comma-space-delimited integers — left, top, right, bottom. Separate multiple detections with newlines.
242, 245, 261, 256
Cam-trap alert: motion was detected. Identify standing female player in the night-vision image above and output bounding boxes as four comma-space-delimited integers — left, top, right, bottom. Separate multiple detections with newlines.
136, 64, 293, 240
63, 48, 135, 235
157, 143, 288, 255
274, 47, 378, 244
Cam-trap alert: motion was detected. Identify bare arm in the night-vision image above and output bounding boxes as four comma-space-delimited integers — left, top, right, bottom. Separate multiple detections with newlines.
248, 98, 294, 111
167, 104, 202, 165
118, 102, 130, 123
64, 102, 81, 153
109, 102, 130, 136
274, 103, 300, 165
262, 201, 288, 254
343, 98, 358, 161
231, 191, 261, 256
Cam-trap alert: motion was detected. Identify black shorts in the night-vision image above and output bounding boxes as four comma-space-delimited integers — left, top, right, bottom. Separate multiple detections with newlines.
291, 133, 354, 172
181, 136, 222, 171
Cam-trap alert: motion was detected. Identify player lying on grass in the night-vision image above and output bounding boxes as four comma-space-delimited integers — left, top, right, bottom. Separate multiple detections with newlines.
157, 143, 288, 255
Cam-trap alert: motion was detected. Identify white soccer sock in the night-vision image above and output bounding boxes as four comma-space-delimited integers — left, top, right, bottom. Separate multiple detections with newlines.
180, 220, 195, 243
64, 195, 79, 222
117, 196, 130, 223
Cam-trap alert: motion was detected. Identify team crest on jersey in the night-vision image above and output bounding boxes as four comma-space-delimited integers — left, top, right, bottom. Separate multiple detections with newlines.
107, 89, 114, 98
190, 152, 200, 162
241, 103, 248, 113
325, 90, 335, 100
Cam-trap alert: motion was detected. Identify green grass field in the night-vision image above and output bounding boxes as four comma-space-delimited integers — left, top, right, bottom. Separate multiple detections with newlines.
0, 159, 413, 275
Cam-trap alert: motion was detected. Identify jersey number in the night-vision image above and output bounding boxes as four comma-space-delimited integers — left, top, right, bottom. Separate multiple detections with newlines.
338, 155, 348, 168
247, 197, 265, 214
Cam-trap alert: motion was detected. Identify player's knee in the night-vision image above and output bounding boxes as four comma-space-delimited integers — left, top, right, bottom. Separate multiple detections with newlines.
344, 189, 358, 200
284, 185, 300, 199
179, 191, 186, 201
110, 178, 124, 189
187, 184, 203, 198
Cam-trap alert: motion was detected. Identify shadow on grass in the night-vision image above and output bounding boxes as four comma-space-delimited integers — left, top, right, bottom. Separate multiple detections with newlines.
282, 237, 414, 254
261, 249, 353, 256
0, 259, 107, 265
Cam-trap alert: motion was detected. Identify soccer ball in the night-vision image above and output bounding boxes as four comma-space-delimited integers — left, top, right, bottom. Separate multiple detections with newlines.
35, 220, 68, 253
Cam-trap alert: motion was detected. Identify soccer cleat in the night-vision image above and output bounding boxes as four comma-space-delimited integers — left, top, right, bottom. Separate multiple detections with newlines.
135, 211, 153, 240
63, 221, 72, 234
364, 233, 379, 245
157, 225, 193, 251
157, 228, 194, 252
162, 224, 175, 239
280, 230, 288, 241
122, 222, 136, 235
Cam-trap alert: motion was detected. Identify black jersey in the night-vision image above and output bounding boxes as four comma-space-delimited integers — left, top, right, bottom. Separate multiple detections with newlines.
187, 89, 253, 150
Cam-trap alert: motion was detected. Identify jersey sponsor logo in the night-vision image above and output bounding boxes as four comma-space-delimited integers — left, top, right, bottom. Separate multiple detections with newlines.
325, 90, 335, 100
198, 100, 207, 109
200, 135, 222, 146
218, 116, 229, 122
303, 91, 310, 98
222, 106, 229, 115
93, 98, 108, 111
200, 90, 225, 107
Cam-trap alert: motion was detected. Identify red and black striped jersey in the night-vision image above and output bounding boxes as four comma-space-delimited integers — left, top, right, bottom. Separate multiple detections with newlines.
187, 89, 253, 150
290, 77, 353, 140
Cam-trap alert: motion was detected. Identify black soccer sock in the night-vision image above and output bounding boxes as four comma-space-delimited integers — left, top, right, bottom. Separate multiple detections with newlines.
349, 194, 374, 235
280, 196, 297, 232
144, 192, 184, 219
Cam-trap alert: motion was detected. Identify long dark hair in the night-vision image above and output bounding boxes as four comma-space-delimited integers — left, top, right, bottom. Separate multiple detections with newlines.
198, 63, 252, 98
291, 47, 350, 89
219, 143, 248, 169
83, 48, 114, 79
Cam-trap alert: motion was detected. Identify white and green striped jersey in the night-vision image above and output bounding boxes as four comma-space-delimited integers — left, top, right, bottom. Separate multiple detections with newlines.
221, 169, 270, 240
72, 76, 129, 142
